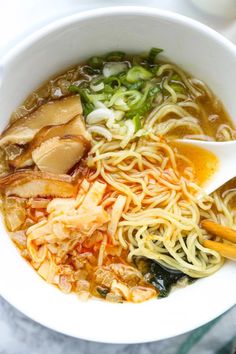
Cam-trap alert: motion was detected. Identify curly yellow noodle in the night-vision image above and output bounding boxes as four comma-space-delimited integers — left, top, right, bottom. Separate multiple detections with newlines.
84, 62, 236, 279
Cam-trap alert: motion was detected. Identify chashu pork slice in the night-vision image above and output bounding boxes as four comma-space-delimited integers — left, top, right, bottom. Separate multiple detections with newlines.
32, 135, 90, 174
10, 115, 91, 169
0, 95, 82, 147
0, 170, 81, 198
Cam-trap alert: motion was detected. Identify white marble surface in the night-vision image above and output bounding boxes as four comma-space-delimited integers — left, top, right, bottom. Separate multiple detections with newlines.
0, 0, 236, 352
1, 294, 236, 354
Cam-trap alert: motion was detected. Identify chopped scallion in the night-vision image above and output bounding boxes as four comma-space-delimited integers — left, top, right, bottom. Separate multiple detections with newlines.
148, 86, 161, 97
68, 85, 80, 93
133, 115, 141, 132
171, 73, 182, 81
147, 47, 163, 64
169, 83, 185, 94
105, 51, 126, 62
88, 56, 104, 69
126, 81, 145, 90
126, 66, 153, 83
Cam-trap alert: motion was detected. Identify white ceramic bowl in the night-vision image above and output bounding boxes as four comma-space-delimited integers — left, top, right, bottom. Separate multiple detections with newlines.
0, 6, 236, 344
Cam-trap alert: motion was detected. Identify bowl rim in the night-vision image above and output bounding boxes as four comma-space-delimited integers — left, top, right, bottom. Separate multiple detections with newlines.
1, 5, 236, 68
0, 6, 236, 344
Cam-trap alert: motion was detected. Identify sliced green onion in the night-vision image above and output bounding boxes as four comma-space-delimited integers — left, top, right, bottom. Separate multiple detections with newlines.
125, 101, 151, 120
83, 102, 95, 116
69, 48, 165, 121
82, 66, 101, 75
108, 89, 142, 110
171, 73, 182, 81
104, 76, 121, 88
126, 81, 145, 90
103, 85, 114, 94
148, 86, 161, 97
126, 66, 153, 83
169, 83, 185, 94
103, 62, 128, 78
149, 65, 160, 74
90, 78, 105, 92
125, 85, 160, 120
86, 108, 115, 124
69, 85, 109, 114
147, 47, 163, 64
103, 76, 121, 93
88, 56, 104, 69
68, 84, 80, 93
132, 55, 143, 66
133, 115, 141, 132
88, 125, 112, 141
118, 72, 131, 88
105, 51, 126, 61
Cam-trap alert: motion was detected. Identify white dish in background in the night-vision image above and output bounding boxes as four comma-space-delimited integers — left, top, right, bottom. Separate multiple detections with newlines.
191, 0, 236, 18
0, 6, 236, 344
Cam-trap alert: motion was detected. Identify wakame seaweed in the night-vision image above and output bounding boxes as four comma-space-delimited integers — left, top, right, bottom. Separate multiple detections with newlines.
134, 257, 194, 298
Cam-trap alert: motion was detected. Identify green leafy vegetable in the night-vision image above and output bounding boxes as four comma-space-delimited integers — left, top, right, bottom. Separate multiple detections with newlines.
147, 47, 163, 64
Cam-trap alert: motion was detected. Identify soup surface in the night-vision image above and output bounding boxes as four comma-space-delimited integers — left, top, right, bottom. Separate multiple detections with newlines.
0, 49, 236, 302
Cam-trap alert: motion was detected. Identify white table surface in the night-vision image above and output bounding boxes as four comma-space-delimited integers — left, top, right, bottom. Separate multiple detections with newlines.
0, 1, 236, 353
1, 0, 236, 57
